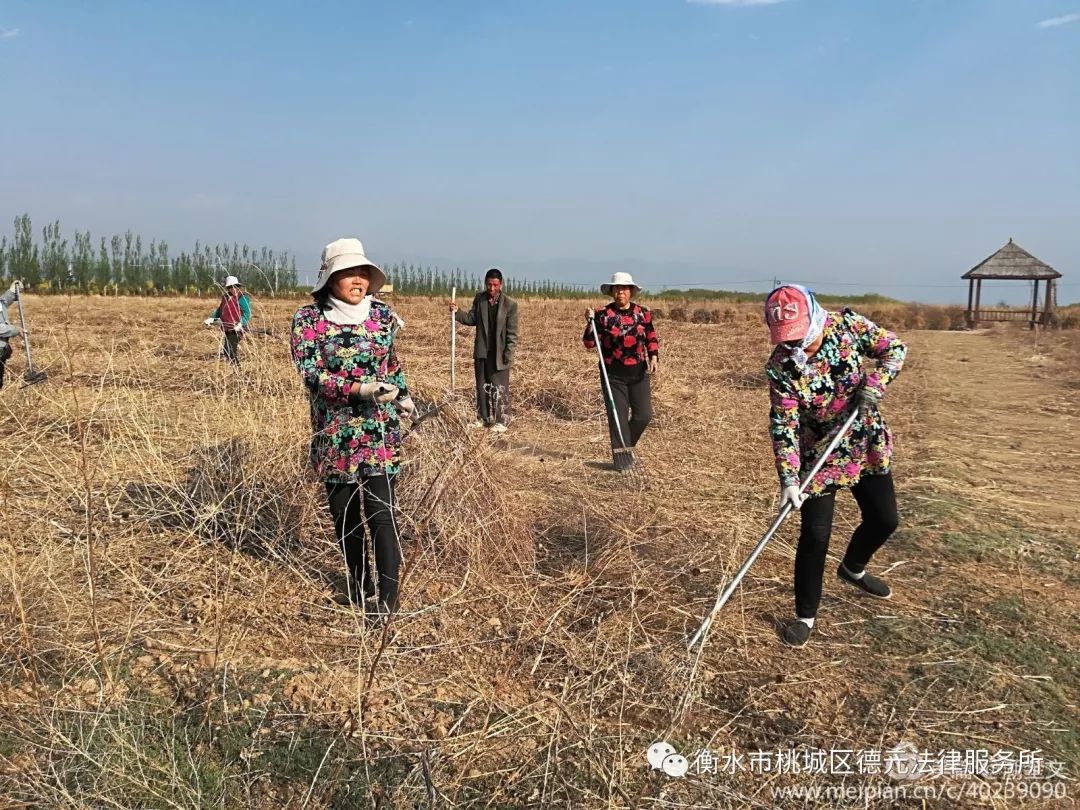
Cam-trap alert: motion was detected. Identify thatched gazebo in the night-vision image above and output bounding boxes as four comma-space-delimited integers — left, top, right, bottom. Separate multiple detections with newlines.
963, 239, 1061, 328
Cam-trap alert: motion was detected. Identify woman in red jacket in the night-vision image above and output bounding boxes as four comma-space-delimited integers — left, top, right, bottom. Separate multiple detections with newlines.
582, 272, 659, 472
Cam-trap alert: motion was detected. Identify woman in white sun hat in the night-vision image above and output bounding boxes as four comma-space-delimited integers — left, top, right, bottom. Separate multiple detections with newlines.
582, 272, 660, 472
290, 238, 415, 614
204, 275, 251, 364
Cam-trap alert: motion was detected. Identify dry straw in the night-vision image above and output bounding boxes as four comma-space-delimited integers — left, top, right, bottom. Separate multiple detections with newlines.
1, 295, 1076, 806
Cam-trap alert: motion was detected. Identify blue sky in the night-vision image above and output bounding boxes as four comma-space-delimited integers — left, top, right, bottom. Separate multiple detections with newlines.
1, 0, 1077, 302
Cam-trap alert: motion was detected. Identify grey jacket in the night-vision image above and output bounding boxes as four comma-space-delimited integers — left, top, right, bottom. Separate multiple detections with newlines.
0, 289, 19, 347
455, 293, 519, 370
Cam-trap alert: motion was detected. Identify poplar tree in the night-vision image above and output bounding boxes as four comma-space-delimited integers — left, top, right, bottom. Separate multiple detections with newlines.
10, 214, 41, 288
95, 237, 112, 290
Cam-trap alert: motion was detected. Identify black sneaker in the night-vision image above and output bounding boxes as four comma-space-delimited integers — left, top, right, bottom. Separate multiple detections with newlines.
783, 619, 813, 647
347, 571, 376, 605
837, 565, 892, 599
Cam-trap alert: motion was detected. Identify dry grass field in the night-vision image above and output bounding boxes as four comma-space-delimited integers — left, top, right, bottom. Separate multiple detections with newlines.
1, 295, 1077, 808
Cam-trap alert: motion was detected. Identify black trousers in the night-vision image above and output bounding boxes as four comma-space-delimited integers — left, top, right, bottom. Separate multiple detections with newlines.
0, 343, 11, 389
223, 330, 242, 364
325, 475, 400, 608
604, 366, 652, 450
795, 473, 898, 619
474, 358, 510, 425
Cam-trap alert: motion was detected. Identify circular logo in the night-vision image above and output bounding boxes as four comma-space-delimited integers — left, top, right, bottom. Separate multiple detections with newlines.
647, 741, 676, 770
662, 753, 689, 778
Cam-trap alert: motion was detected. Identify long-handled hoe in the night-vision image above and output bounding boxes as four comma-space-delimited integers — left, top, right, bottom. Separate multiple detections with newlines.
588, 314, 632, 470
687, 406, 861, 650
449, 286, 457, 395
15, 286, 48, 386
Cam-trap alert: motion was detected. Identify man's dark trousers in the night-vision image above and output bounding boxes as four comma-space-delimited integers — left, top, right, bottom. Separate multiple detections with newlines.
474, 359, 509, 425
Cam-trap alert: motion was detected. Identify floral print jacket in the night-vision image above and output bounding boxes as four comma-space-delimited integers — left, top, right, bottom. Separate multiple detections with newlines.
290, 302, 410, 481
765, 308, 907, 496
582, 303, 659, 372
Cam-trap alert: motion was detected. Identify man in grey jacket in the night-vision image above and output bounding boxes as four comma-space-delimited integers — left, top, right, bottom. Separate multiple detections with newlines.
0, 281, 24, 390
450, 268, 519, 432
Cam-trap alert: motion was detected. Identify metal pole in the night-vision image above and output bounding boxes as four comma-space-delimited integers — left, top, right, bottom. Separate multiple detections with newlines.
14, 287, 34, 373
688, 406, 861, 649
450, 286, 457, 392
590, 315, 627, 449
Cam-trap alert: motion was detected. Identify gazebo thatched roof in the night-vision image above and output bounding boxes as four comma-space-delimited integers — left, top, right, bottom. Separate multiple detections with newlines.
963, 239, 1062, 281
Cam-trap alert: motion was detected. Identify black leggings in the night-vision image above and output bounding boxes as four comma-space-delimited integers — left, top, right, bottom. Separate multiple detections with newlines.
223, 330, 242, 365
795, 473, 898, 619
604, 366, 652, 450
325, 475, 400, 607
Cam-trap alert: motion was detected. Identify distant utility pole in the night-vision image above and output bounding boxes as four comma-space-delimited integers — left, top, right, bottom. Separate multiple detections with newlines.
772, 276, 781, 289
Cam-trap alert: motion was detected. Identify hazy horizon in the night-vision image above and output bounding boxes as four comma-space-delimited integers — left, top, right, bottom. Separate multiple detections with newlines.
2, 0, 1076, 306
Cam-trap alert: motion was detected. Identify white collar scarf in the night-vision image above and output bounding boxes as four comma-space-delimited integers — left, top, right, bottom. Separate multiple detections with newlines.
784, 285, 829, 372
324, 295, 373, 325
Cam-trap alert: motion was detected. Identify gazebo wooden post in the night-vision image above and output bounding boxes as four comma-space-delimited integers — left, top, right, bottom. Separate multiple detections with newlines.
1030, 280, 1040, 328
973, 279, 982, 326
1044, 279, 1055, 326
966, 279, 975, 327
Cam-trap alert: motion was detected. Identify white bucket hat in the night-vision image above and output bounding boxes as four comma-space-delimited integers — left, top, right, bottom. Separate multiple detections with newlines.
223, 275, 242, 288
600, 271, 642, 297
312, 238, 386, 295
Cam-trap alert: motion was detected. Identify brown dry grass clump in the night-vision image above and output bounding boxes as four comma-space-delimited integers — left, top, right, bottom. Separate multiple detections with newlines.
1, 295, 1077, 807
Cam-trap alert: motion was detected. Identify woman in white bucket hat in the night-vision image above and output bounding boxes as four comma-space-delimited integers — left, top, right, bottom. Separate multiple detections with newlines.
203, 275, 251, 364
290, 238, 415, 614
582, 272, 660, 471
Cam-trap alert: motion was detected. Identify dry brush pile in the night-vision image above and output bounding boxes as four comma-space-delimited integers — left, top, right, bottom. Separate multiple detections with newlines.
0, 295, 1076, 807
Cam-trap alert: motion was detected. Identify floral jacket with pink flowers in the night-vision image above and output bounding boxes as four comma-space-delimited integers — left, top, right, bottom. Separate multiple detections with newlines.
290, 302, 410, 481
582, 303, 659, 372
765, 308, 907, 496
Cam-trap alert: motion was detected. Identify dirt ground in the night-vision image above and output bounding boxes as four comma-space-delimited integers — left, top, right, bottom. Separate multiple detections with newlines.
0, 296, 1076, 808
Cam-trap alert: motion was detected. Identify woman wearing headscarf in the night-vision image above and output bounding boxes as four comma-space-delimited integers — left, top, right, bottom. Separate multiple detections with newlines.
763, 285, 907, 647
290, 238, 415, 614
582, 272, 659, 472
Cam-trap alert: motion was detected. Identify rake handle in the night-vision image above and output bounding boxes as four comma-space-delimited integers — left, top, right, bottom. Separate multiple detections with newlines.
450, 287, 456, 392
14, 287, 36, 373
688, 406, 861, 649
590, 315, 627, 450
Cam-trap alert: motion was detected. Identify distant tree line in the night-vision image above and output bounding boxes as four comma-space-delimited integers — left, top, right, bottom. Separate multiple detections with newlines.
0, 214, 298, 295
0, 215, 592, 299
384, 263, 586, 298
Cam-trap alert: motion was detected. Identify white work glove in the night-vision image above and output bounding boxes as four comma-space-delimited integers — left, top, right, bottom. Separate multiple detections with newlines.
9, 281, 20, 294
856, 384, 882, 415
235, 324, 245, 334
585, 307, 595, 321
357, 382, 399, 404
395, 396, 416, 422
779, 485, 805, 511
203, 317, 216, 326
